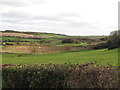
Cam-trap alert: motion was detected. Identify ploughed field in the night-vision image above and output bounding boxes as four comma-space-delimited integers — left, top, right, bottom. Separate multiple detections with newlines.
2, 48, 118, 66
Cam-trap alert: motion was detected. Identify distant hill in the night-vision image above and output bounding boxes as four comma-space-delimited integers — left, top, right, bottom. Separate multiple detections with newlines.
0, 32, 48, 39
1, 30, 107, 42
1, 30, 69, 39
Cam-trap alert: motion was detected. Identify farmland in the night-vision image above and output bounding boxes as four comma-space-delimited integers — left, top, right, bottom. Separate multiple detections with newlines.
1, 30, 118, 66
1, 0, 119, 87
1, 30, 119, 88
2, 48, 118, 66
1, 36, 59, 43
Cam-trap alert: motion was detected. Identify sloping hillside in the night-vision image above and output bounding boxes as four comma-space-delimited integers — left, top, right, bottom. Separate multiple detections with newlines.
1, 30, 69, 39
0, 32, 48, 39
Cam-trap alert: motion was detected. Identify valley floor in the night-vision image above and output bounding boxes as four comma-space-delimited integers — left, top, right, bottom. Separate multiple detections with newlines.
2, 48, 119, 66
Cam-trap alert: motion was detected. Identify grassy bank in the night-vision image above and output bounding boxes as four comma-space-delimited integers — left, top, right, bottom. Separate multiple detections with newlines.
2, 48, 118, 66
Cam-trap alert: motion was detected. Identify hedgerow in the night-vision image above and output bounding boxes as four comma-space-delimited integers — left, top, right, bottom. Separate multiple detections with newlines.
2, 62, 119, 88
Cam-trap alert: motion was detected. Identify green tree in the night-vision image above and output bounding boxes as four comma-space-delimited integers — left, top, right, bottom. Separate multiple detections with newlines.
107, 30, 120, 49
62, 38, 80, 44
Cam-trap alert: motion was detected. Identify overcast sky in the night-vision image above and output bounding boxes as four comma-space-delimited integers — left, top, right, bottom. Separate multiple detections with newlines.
0, 0, 119, 35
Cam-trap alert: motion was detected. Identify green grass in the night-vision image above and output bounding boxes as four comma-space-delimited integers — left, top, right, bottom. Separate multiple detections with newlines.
1, 36, 48, 41
56, 42, 88, 46
2, 37, 19, 41
2, 37, 58, 42
2, 48, 118, 66
0, 45, 3, 47
38, 33, 68, 38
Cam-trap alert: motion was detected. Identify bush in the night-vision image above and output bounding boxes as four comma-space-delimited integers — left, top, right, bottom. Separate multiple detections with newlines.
2, 63, 119, 88
93, 43, 108, 49
62, 38, 80, 44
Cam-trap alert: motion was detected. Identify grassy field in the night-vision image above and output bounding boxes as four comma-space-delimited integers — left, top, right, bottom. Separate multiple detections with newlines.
38, 33, 68, 38
56, 42, 88, 46
2, 36, 58, 42
2, 48, 118, 66
1, 32, 48, 38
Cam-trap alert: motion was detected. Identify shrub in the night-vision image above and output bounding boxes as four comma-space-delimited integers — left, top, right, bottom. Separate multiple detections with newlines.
2, 63, 119, 88
93, 43, 108, 49
62, 38, 80, 44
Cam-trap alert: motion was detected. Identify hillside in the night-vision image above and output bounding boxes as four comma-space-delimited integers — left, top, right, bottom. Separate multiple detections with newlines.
1, 30, 68, 39
0, 30, 109, 54
0, 32, 48, 39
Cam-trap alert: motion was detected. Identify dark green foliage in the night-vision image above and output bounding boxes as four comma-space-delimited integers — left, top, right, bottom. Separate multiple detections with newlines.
71, 36, 108, 42
62, 38, 80, 44
93, 30, 120, 49
2, 63, 119, 88
107, 30, 120, 49
4, 30, 20, 33
93, 43, 108, 49
100, 37, 108, 41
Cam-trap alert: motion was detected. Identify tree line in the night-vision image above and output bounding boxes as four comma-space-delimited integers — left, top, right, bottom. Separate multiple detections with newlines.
94, 30, 120, 49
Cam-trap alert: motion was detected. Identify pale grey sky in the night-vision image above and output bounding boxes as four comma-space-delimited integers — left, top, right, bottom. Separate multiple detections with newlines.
0, 0, 119, 35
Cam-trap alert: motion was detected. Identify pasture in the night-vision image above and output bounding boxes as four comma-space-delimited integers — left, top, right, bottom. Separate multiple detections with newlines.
2, 36, 59, 43
2, 48, 118, 66
0, 32, 48, 38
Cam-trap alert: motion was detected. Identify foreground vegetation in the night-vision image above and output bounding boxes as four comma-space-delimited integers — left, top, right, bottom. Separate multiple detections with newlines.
2, 48, 118, 66
2, 63, 119, 88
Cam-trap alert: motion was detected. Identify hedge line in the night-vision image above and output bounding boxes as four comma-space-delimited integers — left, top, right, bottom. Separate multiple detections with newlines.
2, 62, 119, 88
